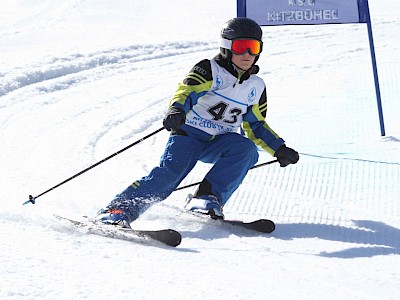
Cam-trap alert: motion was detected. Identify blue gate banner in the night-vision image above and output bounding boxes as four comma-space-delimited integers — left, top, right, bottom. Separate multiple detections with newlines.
237, 0, 385, 136
238, 0, 371, 25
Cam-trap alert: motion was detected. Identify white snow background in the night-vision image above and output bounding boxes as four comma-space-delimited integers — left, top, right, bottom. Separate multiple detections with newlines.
1, 0, 399, 299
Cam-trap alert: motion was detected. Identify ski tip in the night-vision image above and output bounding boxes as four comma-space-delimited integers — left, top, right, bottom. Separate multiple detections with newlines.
163, 229, 182, 247
253, 219, 275, 233
141, 229, 182, 247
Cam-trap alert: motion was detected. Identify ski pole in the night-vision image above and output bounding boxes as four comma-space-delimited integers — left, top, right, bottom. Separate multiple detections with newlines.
24, 127, 165, 205
174, 159, 278, 191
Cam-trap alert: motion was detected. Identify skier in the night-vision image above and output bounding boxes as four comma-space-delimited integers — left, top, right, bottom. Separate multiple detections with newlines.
95, 17, 299, 228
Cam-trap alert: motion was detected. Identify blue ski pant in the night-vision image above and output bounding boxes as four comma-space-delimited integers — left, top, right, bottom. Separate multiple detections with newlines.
106, 132, 259, 222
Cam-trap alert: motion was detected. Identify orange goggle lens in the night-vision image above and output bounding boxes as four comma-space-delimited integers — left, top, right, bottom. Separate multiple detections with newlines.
231, 39, 262, 56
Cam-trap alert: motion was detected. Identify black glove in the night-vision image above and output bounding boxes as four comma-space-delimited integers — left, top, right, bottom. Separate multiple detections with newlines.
163, 107, 185, 131
274, 145, 299, 167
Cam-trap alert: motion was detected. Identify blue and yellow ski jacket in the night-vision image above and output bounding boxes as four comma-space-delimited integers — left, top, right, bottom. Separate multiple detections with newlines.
169, 54, 285, 155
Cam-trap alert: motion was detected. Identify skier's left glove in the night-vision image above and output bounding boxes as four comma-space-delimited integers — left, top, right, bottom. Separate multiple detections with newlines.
163, 107, 186, 131
274, 145, 299, 167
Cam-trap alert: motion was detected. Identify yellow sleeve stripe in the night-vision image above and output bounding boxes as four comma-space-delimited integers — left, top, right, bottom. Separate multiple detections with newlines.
242, 122, 275, 155
251, 104, 264, 120
186, 72, 207, 84
170, 80, 212, 106
259, 102, 267, 112
242, 104, 281, 155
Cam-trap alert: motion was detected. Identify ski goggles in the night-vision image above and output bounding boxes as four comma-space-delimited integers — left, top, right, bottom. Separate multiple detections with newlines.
220, 38, 263, 56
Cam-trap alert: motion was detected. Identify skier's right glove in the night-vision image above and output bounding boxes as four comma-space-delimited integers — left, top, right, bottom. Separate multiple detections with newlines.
274, 145, 299, 167
163, 106, 186, 131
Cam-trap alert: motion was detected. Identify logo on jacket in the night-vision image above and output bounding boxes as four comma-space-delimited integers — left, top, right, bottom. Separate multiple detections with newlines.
215, 75, 223, 90
248, 87, 256, 102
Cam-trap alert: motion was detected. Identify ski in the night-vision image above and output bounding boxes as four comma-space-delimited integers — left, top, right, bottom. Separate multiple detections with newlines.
55, 215, 182, 247
218, 218, 275, 233
179, 207, 276, 233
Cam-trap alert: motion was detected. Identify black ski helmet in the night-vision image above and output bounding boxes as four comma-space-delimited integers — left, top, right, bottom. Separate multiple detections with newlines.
220, 17, 263, 63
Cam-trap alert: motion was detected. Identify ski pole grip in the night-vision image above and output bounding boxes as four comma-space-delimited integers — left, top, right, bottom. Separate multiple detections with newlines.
23, 195, 36, 205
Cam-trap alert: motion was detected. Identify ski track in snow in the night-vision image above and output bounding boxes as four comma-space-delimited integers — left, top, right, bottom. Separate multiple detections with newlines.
0, 41, 216, 99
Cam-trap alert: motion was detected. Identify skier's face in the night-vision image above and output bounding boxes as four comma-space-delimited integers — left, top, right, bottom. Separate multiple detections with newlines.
231, 52, 256, 71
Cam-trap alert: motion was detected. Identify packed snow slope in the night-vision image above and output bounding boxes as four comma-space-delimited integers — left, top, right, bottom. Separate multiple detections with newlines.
1, 0, 399, 299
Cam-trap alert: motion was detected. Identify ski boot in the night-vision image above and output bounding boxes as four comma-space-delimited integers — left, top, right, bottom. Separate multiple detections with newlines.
94, 208, 131, 228
184, 194, 224, 219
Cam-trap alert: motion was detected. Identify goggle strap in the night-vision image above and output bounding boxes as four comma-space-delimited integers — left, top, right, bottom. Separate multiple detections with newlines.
220, 38, 232, 49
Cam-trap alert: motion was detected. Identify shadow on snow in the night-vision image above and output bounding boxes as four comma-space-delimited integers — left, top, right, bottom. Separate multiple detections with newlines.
275, 220, 400, 258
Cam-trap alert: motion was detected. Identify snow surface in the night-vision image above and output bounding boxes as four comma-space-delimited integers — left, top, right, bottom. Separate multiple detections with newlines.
1, 0, 400, 299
